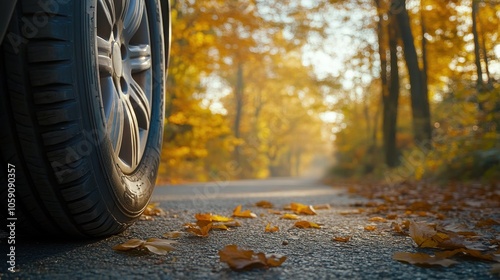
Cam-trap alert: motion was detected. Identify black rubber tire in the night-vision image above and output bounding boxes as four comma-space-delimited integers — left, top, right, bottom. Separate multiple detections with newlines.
0, 0, 165, 237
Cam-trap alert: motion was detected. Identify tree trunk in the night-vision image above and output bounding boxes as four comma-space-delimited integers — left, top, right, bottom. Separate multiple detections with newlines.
392, 0, 431, 144
420, 1, 429, 110
384, 12, 400, 168
375, 0, 399, 167
472, 0, 484, 91
479, 17, 492, 89
233, 62, 244, 169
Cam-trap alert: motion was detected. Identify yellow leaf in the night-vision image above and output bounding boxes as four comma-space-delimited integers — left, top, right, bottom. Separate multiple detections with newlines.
265, 223, 279, 233
255, 200, 274, 208
369, 217, 387, 222
232, 205, 257, 218
186, 222, 212, 237
212, 224, 229, 231
218, 245, 286, 271
195, 213, 234, 222
393, 252, 458, 267
332, 236, 351, 242
409, 221, 450, 248
290, 202, 317, 215
112, 239, 145, 251
268, 209, 283, 215
364, 225, 377, 231
143, 238, 177, 255
163, 231, 183, 239
281, 213, 299, 220
294, 220, 321, 229
222, 221, 242, 227
313, 203, 331, 210
143, 202, 166, 217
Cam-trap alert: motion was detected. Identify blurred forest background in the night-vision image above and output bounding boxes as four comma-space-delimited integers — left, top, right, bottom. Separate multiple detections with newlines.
157, 0, 499, 184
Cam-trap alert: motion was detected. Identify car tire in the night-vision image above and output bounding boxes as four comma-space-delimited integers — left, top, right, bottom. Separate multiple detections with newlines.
0, 0, 166, 237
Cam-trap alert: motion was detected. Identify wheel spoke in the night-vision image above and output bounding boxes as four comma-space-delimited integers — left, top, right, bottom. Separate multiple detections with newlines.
98, 0, 115, 27
122, 0, 145, 41
128, 78, 151, 130
121, 97, 141, 168
97, 36, 113, 76
101, 77, 124, 152
128, 44, 151, 73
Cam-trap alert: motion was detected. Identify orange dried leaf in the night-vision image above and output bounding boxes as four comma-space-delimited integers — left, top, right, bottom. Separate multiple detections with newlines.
409, 221, 449, 248
339, 209, 364, 215
332, 236, 351, 242
364, 225, 377, 231
290, 202, 317, 215
218, 244, 286, 271
232, 205, 257, 218
386, 214, 398, 220
112, 239, 145, 251
435, 248, 497, 262
294, 220, 321, 229
281, 213, 299, 220
313, 203, 331, 210
195, 213, 233, 222
369, 216, 387, 222
143, 238, 176, 255
268, 209, 283, 215
186, 222, 212, 237
393, 252, 458, 267
222, 221, 242, 227
255, 200, 274, 208
265, 223, 279, 233
163, 231, 183, 239
143, 202, 166, 217
212, 223, 229, 231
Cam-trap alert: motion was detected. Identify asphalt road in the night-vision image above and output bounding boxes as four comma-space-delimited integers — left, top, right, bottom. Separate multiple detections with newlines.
0, 177, 497, 279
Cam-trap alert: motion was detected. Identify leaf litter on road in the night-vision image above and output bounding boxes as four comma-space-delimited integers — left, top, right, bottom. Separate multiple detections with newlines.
218, 244, 286, 271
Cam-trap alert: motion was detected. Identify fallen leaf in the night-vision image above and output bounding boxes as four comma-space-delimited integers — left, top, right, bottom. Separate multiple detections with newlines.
369, 216, 387, 222
409, 221, 448, 248
143, 202, 166, 217
222, 221, 242, 227
163, 231, 183, 239
339, 209, 364, 215
218, 244, 286, 271
195, 213, 233, 222
281, 213, 300, 220
294, 220, 321, 229
332, 236, 351, 242
386, 213, 398, 220
313, 203, 331, 210
265, 223, 279, 233
393, 252, 458, 267
212, 224, 229, 231
186, 222, 212, 237
434, 248, 498, 262
255, 200, 274, 208
112, 239, 145, 251
113, 238, 176, 255
143, 238, 177, 255
290, 202, 317, 215
268, 209, 283, 215
233, 205, 257, 218
364, 225, 377, 231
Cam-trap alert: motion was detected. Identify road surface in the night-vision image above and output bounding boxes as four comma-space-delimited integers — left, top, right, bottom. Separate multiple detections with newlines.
0, 178, 496, 279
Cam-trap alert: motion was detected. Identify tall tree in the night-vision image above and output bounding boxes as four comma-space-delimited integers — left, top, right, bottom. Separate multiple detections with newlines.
391, 0, 431, 144
471, 0, 484, 91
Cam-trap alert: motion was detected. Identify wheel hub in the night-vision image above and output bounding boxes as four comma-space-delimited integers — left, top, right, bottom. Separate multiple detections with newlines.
112, 41, 123, 78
